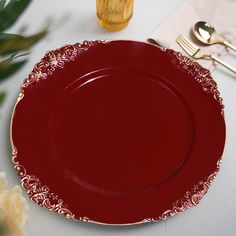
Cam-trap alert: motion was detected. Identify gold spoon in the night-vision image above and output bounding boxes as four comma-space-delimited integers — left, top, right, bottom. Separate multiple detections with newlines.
193, 21, 236, 52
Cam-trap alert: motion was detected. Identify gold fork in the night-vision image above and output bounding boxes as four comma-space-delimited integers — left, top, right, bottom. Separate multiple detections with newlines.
177, 36, 236, 74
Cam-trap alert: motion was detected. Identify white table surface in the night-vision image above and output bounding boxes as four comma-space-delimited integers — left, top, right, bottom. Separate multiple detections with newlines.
1, 0, 236, 235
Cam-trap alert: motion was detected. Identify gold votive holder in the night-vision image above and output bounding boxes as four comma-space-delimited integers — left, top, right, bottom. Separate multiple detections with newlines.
96, 0, 134, 31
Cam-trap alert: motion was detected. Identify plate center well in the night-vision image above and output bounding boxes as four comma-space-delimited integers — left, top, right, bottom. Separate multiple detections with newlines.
48, 68, 195, 195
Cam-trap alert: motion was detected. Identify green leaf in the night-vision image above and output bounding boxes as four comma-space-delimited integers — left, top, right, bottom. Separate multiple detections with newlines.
0, 0, 32, 32
0, 0, 6, 10
0, 222, 8, 236
0, 56, 27, 81
0, 29, 48, 55
0, 52, 29, 64
0, 226, 6, 236
0, 91, 6, 106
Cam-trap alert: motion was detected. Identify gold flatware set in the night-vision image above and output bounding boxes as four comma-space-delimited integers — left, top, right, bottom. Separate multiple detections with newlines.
177, 21, 236, 74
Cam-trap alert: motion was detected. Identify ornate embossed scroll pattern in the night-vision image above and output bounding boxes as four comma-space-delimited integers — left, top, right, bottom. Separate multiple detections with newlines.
169, 50, 224, 116
159, 159, 221, 221
12, 146, 76, 221
12, 42, 224, 224
21, 40, 106, 90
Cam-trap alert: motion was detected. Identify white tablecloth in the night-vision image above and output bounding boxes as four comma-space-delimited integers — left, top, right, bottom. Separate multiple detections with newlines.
0, 0, 236, 235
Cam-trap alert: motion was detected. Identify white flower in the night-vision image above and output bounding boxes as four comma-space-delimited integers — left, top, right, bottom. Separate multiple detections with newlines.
0, 172, 29, 236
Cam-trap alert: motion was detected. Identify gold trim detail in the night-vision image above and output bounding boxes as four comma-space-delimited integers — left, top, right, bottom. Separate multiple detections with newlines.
171, 50, 224, 116
21, 40, 107, 90
12, 146, 77, 221
158, 159, 221, 221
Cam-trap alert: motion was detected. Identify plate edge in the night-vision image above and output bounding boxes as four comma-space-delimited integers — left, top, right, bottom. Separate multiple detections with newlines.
10, 40, 225, 226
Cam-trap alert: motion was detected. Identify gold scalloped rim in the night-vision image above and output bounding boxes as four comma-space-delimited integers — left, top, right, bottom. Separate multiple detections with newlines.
171, 50, 224, 116
11, 41, 224, 225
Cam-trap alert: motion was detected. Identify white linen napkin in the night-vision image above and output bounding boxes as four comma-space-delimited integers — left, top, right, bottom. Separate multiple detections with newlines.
147, 0, 236, 70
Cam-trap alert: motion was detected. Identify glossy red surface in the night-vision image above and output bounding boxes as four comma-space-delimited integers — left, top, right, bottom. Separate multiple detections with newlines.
11, 40, 225, 225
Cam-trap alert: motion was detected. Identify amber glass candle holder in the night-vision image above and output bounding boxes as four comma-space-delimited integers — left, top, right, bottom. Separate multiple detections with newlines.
96, 0, 134, 31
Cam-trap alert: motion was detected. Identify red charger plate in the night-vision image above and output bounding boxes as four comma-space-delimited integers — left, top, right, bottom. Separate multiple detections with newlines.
11, 40, 225, 225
